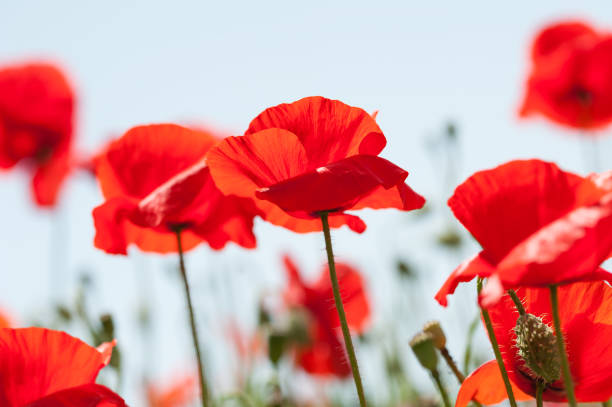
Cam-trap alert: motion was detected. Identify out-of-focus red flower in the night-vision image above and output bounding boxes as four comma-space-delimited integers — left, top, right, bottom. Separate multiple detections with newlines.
92, 124, 260, 254
0, 309, 13, 329
456, 280, 612, 405
435, 159, 612, 307
0, 327, 126, 406
147, 374, 196, 407
207, 96, 425, 234
520, 21, 612, 130
283, 255, 370, 377
0, 62, 75, 207
227, 321, 264, 363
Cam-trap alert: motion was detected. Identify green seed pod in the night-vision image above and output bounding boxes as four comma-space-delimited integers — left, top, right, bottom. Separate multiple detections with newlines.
410, 332, 439, 372
514, 313, 561, 384
423, 320, 446, 350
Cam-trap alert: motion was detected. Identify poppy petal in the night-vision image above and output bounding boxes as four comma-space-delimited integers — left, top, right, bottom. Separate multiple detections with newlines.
530, 21, 598, 62
484, 281, 612, 402
96, 124, 217, 199
456, 360, 532, 407
0, 328, 115, 407
255, 155, 408, 217
136, 159, 210, 228
259, 200, 367, 233
206, 128, 309, 199
434, 252, 496, 307
92, 197, 138, 255
494, 193, 612, 289
352, 183, 425, 211
147, 375, 196, 407
449, 160, 589, 263
24, 384, 126, 407
245, 96, 386, 167
283, 255, 308, 306
314, 263, 371, 332
93, 196, 204, 255
295, 321, 351, 377
0, 63, 73, 137
31, 149, 71, 207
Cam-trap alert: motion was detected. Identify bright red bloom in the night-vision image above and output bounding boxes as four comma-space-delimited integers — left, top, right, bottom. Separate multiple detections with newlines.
520, 21, 612, 130
0, 62, 75, 207
207, 96, 425, 233
93, 124, 260, 254
456, 280, 612, 405
147, 374, 196, 407
283, 255, 370, 377
435, 160, 612, 306
0, 327, 126, 406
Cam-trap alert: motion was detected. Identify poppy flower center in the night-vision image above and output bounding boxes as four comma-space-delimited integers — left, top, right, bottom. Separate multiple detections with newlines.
514, 313, 561, 385
570, 85, 592, 106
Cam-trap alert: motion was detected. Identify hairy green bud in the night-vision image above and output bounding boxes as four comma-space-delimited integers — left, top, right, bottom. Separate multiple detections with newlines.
514, 313, 561, 384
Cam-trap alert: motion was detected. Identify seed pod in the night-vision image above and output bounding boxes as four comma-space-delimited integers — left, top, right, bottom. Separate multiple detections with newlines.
410, 332, 439, 372
423, 320, 446, 350
514, 313, 561, 384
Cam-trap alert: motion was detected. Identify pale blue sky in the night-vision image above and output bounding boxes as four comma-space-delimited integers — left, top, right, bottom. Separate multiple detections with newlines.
1, 1, 612, 405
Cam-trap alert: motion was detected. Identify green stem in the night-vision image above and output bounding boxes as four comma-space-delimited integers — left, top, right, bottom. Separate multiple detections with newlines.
175, 229, 210, 407
603, 400, 612, 407
478, 279, 518, 407
320, 212, 367, 407
431, 370, 451, 407
507, 289, 526, 316
536, 381, 544, 407
549, 285, 577, 407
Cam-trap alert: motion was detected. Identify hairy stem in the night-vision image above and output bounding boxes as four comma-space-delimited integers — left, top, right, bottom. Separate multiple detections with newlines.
320, 212, 367, 407
176, 229, 210, 407
549, 285, 577, 407
478, 279, 518, 407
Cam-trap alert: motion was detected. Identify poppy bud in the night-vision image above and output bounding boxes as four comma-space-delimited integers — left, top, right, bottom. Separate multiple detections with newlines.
514, 313, 561, 384
423, 320, 446, 350
410, 332, 438, 372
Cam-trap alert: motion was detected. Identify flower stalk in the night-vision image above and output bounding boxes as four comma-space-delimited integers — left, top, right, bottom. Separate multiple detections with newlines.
320, 212, 367, 407
549, 284, 577, 407
478, 279, 518, 407
175, 228, 210, 407
536, 381, 544, 407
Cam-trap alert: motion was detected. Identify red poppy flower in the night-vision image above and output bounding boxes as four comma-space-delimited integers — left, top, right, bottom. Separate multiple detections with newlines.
0, 327, 126, 406
0, 309, 12, 329
456, 280, 612, 405
435, 159, 612, 307
207, 96, 425, 233
283, 255, 370, 377
0, 62, 75, 206
92, 124, 260, 254
520, 21, 612, 130
147, 374, 196, 407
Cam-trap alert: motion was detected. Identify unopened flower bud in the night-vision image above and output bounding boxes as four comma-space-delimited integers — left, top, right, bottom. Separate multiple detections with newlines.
410, 332, 438, 372
423, 320, 446, 350
514, 313, 561, 384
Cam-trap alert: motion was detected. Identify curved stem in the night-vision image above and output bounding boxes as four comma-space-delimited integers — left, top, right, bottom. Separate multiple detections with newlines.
441, 347, 465, 383
535, 381, 544, 407
320, 212, 367, 407
603, 400, 611, 407
549, 285, 577, 407
440, 348, 482, 407
507, 289, 526, 316
175, 229, 210, 407
431, 370, 451, 407
478, 279, 518, 407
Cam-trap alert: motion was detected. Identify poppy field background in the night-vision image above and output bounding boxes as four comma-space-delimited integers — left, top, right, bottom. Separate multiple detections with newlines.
3, 1, 612, 406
